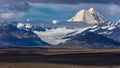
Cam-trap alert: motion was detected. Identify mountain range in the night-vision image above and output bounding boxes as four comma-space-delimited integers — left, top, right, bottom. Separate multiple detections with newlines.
0, 8, 120, 48
87, 20, 120, 42
0, 22, 48, 46
47, 32, 120, 48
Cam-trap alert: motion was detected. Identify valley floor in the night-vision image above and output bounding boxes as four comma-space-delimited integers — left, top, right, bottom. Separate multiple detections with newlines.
0, 62, 120, 68
0, 47, 120, 68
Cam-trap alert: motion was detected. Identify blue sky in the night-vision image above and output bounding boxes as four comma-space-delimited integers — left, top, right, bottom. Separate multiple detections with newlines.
0, 0, 120, 22
22, 3, 120, 22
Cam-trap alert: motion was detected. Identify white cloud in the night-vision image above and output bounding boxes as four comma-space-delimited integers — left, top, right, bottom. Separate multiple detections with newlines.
29, 3, 79, 11
0, 12, 25, 19
107, 4, 120, 15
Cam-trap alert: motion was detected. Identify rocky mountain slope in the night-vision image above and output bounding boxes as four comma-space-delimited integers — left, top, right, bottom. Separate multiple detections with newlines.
0, 23, 48, 46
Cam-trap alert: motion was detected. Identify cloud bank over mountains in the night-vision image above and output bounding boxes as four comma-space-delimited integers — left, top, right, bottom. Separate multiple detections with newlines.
0, 0, 30, 11
0, 0, 29, 19
28, 0, 120, 5
0, 12, 25, 19
0, 0, 120, 4
107, 4, 120, 15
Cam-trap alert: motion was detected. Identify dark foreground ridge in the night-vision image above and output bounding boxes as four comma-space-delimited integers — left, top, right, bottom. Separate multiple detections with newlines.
0, 47, 120, 66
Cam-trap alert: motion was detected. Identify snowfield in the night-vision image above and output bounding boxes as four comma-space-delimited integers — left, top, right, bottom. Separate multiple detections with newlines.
34, 27, 89, 45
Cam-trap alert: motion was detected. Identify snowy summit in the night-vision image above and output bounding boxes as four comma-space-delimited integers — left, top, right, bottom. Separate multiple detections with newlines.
68, 8, 105, 25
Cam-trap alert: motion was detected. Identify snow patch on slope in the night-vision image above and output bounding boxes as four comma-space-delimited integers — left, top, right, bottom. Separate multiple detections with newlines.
17, 23, 24, 29
17, 23, 32, 29
34, 27, 89, 45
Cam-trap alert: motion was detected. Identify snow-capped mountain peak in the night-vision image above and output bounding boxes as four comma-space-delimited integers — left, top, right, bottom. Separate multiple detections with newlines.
88, 8, 95, 13
17, 23, 32, 29
25, 23, 32, 28
67, 9, 87, 22
17, 23, 24, 29
68, 8, 105, 25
